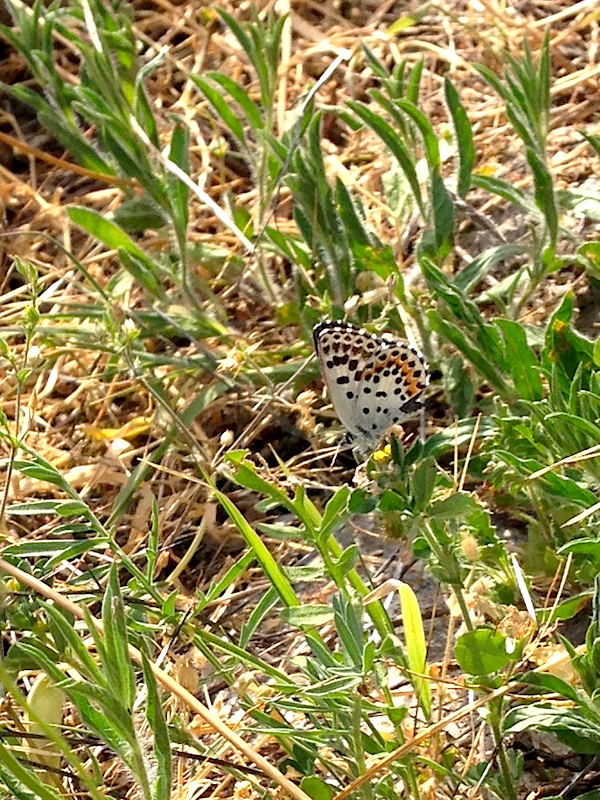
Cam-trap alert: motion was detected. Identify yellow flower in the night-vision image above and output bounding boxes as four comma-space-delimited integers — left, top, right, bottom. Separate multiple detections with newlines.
372, 444, 392, 463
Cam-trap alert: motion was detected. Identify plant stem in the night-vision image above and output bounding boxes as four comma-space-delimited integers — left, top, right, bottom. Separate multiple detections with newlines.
489, 699, 518, 800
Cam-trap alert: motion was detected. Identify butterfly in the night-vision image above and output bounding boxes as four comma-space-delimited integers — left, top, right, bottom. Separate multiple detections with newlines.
313, 320, 429, 447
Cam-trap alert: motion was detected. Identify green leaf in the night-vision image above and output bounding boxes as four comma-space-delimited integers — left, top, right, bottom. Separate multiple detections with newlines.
240, 587, 279, 649
455, 627, 513, 675
559, 540, 600, 557
542, 292, 594, 386
395, 99, 441, 170
518, 672, 582, 703
471, 174, 539, 215
0, 739, 65, 800
166, 124, 190, 235
444, 78, 475, 198
111, 195, 168, 233
378, 490, 408, 512
455, 244, 525, 293
205, 71, 263, 130
580, 242, 600, 279
349, 101, 424, 215
116, 249, 164, 299
355, 247, 401, 291
14, 641, 136, 762
141, 655, 172, 800
537, 592, 591, 623
333, 596, 363, 669
360, 43, 390, 80
412, 457, 437, 512
190, 75, 246, 146
6, 500, 84, 516
102, 566, 135, 710
301, 775, 335, 800
282, 605, 334, 627
335, 178, 370, 246
212, 483, 299, 608
134, 72, 160, 149
443, 355, 473, 418
494, 318, 543, 401
334, 544, 359, 578
504, 705, 600, 755
256, 523, 305, 540
429, 170, 454, 256
317, 486, 350, 540
398, 581, 431, 717
428, 309, 509, 395
558, 190, 600, 222
226, 452, 292, 509
13, 459, 69, 488
496, 450, 597, 506
2, 538, 106, 568
348, 490, 377, 514
526, 148, 557, 245
68, 206, 164, 297
406, 60, 424, 105
429, 492, 480, 520
421, 256, 504, 365
44, 605, 105, 686
472, 63, 512, 104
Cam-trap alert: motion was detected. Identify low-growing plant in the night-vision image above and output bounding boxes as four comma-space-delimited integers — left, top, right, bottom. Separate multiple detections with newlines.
3, 3, 600, 800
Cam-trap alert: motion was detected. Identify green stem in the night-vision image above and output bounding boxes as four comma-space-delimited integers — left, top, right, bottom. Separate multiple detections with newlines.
489, 698, 518, 800
452, 587, 474, 632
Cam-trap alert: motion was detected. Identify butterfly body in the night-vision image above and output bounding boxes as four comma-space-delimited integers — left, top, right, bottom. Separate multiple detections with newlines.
313, 320, 429, 447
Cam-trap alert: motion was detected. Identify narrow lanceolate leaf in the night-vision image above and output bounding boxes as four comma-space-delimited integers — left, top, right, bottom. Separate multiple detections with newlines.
395, 98, 441, 170
428, 310, 509, 396
406, 60, 424, 105
494, 319, 543, 401
166, 124, 190, 234
444, 78, 475, 198
526, 148, 558, 246
6, 500, 87, 517
189, 75, 246, 146
102, 566, 136, 710
360, 43, 391, 80
141, 655, 172, 800
68, 206, 164, 297
205, 72, 264, 130
212, 484, 299, 608
455, 244, 525, 293
398, 582, 431, 718
538, 31, 551, 125
348, 101, 424, 215
0, 739, 65, 800
430, 171, 454, 256
471, 174, 539, 215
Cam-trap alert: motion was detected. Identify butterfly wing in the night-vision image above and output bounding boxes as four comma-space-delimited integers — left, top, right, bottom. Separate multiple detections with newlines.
313, 321, 368, 439
313, 321, 429, 446
352, 340, 429, 446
